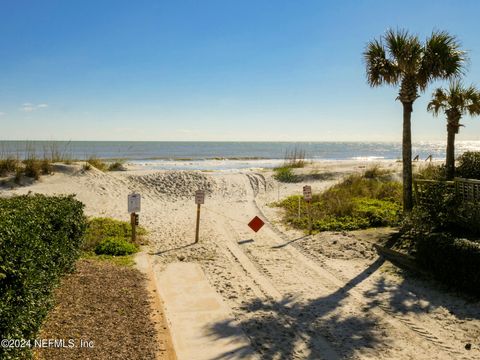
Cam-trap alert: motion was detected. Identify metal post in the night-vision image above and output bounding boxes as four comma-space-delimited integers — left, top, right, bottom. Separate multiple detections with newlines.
131, 212, 136, 242
195, 203, 201, 243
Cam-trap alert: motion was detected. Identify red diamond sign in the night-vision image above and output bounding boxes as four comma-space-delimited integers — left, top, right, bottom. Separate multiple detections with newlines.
248, 216, 265, 233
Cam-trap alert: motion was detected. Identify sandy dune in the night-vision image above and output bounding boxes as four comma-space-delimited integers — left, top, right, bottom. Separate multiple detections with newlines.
2, 161, 479, 359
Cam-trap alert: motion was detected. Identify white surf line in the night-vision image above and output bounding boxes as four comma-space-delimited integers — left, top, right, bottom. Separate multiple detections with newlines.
248, 174, 465, 358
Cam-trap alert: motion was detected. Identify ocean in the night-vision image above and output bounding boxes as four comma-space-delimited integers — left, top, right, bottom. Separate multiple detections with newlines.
1, 140, 480, 170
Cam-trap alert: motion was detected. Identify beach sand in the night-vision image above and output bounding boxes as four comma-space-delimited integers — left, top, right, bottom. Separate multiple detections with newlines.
2, 160, 479, 359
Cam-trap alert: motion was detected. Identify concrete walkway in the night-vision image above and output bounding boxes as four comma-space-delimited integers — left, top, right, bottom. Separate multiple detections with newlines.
154, 262, 258, 360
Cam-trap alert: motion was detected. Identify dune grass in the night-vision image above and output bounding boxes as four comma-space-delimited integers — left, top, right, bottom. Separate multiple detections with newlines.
283, 146, 307, 168
275, 167, 402, 232
0, 157, 18, 177
84, 156, 108, 171
108, 160, 126, 171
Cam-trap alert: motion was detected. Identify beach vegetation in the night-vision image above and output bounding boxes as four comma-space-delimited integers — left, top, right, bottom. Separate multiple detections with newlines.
414, 163, 446, 180
365, 29, 466, 211
273, 166, 300, 183
82, 217, 144, 265
41, 140, 73, 163
95, 237, 138, 256
85, 156, 108, 171
416, 233, 480, 296
456, 151, 480, 180
0, 148, 56, 183
283, 146, 307, 168
402, 177, 480, 294
0, 157, 18, 176
108, 160, 126, 171
14, 167, 22, 184
0, 195, 86, 360
427, 81, 480, 179
275, 168, 402, 231
363, 164, 392, 179
40, 158, 53, 175
23, 158, 41, 179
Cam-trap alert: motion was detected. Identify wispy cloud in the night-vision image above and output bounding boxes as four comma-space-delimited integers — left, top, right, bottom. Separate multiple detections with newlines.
21, 103, 49, 112
0, 112, 5, 117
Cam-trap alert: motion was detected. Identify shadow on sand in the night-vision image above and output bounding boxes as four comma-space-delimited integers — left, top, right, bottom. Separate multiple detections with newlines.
152, 242, 196, 255
206, 257, 386, 359
206, 231, 480, 359
271, 235, 310, 249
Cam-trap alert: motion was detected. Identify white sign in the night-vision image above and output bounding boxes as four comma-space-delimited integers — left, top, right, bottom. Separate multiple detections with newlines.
303, 185, 312, 201
128, 193, 141, 213
195, 190, 205, 205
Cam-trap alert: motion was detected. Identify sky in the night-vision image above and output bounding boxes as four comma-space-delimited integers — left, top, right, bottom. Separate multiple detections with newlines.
1, 0, 480, 142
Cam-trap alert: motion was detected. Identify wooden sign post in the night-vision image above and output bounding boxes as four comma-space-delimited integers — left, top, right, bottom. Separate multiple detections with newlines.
128, 193, 141, 242
303, 185, 313, 235
195, 190, 205, 243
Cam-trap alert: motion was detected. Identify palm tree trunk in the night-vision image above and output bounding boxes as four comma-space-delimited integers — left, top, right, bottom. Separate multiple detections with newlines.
445, 123, 456, 180
402, 102, 413, 211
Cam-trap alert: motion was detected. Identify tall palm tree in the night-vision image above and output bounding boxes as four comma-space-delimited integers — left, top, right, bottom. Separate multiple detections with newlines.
427, 81, 480, 180
364, 29, 466, 211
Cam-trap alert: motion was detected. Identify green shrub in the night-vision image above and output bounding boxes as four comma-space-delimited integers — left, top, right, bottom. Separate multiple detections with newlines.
0, 195, 86, 359
83, 217, 146, 251
456, 151, 480, 180
416, 233, 480, 296
273, 167, 299, 183
275, 171, 402, 232
404, 181, 458, 234
353, 198, 400, 226
404, 180, 480, 237
455, 201, 480, 236
95, 237, 138, 256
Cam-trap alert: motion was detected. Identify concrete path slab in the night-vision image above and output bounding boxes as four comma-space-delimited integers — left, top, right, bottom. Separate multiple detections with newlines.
154, 262, 258, 360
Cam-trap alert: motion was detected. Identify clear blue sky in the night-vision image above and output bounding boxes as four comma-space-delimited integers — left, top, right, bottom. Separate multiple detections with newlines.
1, 0, 480, 141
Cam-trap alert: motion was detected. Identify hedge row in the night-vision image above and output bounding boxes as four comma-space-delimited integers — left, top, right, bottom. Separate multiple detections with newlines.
416, 233, 480, 296
0, 195, 87, 359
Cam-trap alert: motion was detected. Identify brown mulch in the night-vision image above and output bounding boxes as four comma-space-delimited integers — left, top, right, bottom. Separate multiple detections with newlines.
35, 259, 175, 360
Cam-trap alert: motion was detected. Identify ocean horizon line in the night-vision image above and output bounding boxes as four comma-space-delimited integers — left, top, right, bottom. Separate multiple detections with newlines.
1, 140, 480, 163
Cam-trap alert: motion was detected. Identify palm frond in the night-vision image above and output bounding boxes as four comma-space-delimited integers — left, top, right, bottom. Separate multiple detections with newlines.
418, 31, 467, 89
427, 88, 448, 116
384, 29, 422, 75
363, 38, 399, 86
428, 81, 480, 118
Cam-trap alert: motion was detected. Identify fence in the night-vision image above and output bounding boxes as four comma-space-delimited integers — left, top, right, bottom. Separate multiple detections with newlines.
454, 177, 480, 202
413, 178, 480, 204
